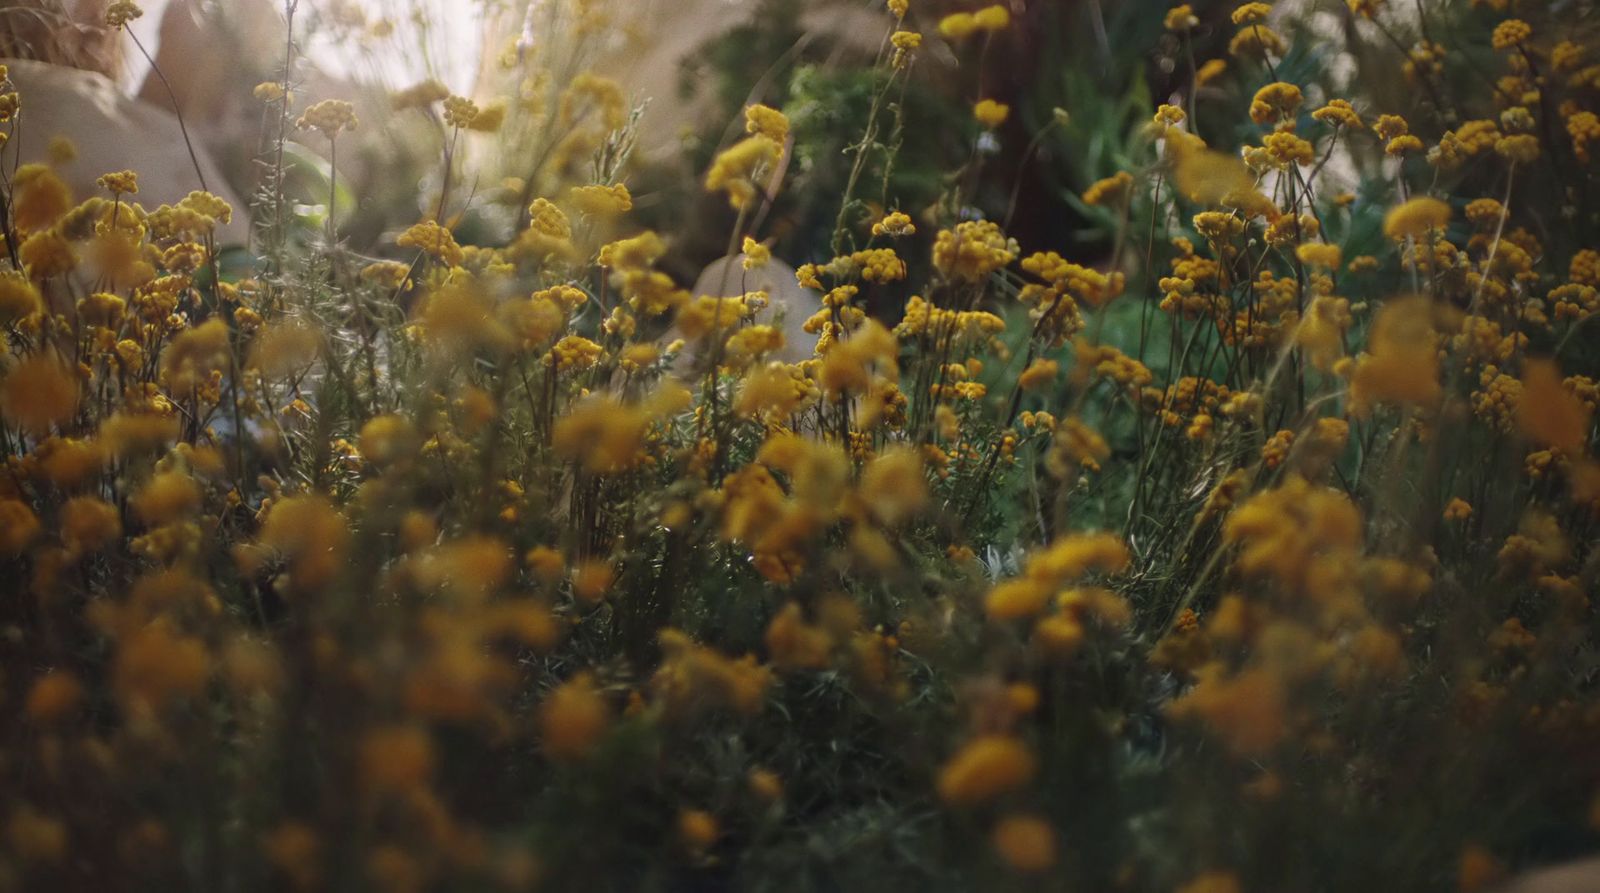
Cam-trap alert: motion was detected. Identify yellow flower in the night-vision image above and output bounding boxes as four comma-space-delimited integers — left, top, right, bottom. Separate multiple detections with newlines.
552, 397, 652, 474
1168, 664, 1286, 756
131, 470, 201, 526
1518, 359, 1591, 453
1249, 81, 1303, 125
986, 578, 1051, 620
572, 559, 614, 602
61, 496, 121, 556
524, 545, 566, 583
396, 220, 464, 266
513, 199, 577, 263
0, 499, 41, 554
359, 414, 420, 467
1165, 4, 1199, 31
1494, 133, 1540, 164
1046, 416, 1109, 476
1553, 40, 1585, 72
938, 12, 976, 39
653, 628, 773, 715
296, 99, 358, 137
0, 272, 42, 324
114, 618, 210, 714
1568, 110, 1600, 163
1082, 171, 1134, 206
706, 135, 782, 210
1229, 22, 1285, 57
891, 29, 923, 66
678, 809, 719, 852
256, 495, 349, 590
249, 319, 321, 377
253, 81, 287, 103
1376, 130, 1416, 155
2, 353, 80, 435
1263, 130, 1314, 166
992, 814, 1056, 872
736, 363, 813, 420
24, 672, 84, 724
1491, 19, 1530, 51
748, 767, 784, 801
741, 235, 773, 269
1373, 113, 1409, 141
933, 220, 1016, 282
745, 103, 790, 144
974, 99, 1011, 129
105, 0, 143, 28
765, 603, 833, 670
465, 100, 506, 133
678, 294, 755, 340
392, 79, 448, 110
620, 342, 661, 371
937, 735, 1037, 805
442, 95, 480, 128
358, 724, 434, 794
1382, 197, 1451, 239
973, 5, 1011, 30
1231, 2, 1273, 25
568, 182, 633, 216
1295, 294, 1351, 371
1018, 358, 1059, 391
526, 197, 572, 242
873, 211, 917, 238
222, 636, 285, 698
12, 164, 73, 234
724, 325, 786, 366
1295, 242, 1341, 269
1025, 532, 1131, 585
1224, 475, 1362, 589
160, 318, 231, 392
860, 447, 928, 525
1169, 145, 1260, 210
539, 673, 611, 760
417, 284, 515, 356
550, 334, 604, 372
1312, 98, 1362, 129
599, 231, 668, 272
560, 73, 627, 130
1197, 58, 1229, 86
96, 170, 139, 195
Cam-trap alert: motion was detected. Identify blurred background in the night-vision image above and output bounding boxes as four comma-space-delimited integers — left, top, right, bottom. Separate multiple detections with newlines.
0, 0, 1244, 292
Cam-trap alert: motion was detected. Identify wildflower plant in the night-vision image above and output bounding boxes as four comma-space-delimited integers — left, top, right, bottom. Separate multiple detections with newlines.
1, 0, 1599, 891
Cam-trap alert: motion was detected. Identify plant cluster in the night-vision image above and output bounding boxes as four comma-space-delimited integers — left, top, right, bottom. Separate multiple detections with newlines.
0, 0, 1598, 891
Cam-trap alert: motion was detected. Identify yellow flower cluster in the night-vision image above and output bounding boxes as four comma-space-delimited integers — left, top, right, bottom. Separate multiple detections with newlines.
568, 182, 633, 216
973, 99, 1010, 129
706, 130, 782, 210
296, 99, 358, 137
1249, 81, 1303, 126
0, 4, 1594, 889
873, 210, 917, 237
938, 5, 1010, 40
932, 220, 1017, 283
